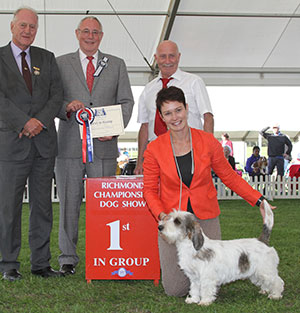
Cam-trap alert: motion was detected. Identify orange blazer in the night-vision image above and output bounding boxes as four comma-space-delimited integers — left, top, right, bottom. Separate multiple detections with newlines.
143, 128, 261, 220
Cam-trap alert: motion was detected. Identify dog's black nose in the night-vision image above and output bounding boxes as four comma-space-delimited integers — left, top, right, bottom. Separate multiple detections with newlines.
158, 225, 164, 231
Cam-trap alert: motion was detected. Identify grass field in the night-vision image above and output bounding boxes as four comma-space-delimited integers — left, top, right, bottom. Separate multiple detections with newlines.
0, 199, 299, 313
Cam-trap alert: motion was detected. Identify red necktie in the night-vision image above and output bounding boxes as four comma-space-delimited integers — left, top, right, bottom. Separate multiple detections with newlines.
21, 51, 32, 94
154, 77, 173, 136
86, 56, 95, 93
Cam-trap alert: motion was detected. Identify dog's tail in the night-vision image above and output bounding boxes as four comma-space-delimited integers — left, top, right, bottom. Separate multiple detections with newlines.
258, 200, 274, 245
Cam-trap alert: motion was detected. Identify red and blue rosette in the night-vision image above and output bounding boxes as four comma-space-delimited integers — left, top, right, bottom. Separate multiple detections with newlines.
75, 108, 95, 163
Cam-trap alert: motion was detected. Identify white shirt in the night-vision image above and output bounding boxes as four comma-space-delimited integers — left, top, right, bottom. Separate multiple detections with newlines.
78, 49, 98, 79
137, 68, 213, 141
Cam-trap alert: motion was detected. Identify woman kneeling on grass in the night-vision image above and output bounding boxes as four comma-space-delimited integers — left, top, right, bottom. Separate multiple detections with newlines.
142, 86, 274, 297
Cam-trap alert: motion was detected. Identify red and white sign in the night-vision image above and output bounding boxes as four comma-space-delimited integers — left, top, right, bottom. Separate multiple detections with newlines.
85, 176, 160, 284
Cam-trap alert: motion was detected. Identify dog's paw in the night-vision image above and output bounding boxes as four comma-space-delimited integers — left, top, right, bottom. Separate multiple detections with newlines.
259, 289, 267, 295
268, 293, 283, 300
198, 300, 213, 306
185, 296, 199, 304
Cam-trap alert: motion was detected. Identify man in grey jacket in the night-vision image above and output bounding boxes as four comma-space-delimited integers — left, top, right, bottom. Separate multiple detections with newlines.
55, 16, 134, 275
0, 7, 64, 281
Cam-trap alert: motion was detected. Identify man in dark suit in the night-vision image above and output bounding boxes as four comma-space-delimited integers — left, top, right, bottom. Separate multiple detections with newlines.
55, 16, 134, 275
0, 7, 64, 281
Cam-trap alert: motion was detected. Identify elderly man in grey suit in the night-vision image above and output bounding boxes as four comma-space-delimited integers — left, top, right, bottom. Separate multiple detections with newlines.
0, 7, 64, 281
56, 16, 134, 275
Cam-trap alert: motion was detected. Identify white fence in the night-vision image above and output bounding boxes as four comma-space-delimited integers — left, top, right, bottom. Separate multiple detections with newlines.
215, 175, 300, 201
23, 175, 299, 203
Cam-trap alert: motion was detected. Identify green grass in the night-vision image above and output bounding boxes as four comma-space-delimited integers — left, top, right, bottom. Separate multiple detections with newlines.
0, 199, 299, 313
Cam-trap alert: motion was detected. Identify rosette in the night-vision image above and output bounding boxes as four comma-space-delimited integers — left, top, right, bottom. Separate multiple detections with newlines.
75, 108, 95, 163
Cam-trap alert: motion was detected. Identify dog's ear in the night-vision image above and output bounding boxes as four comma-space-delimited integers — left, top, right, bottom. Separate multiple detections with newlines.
191, 223, 204, 251
186, 216, 204, 250
174, 217, 181, 225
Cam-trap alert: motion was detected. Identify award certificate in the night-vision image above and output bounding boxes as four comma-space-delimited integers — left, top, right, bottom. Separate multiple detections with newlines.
79, 105, 124, 139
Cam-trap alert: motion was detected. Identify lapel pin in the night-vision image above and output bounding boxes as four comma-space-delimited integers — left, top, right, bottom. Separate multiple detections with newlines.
33, 66, 40, 75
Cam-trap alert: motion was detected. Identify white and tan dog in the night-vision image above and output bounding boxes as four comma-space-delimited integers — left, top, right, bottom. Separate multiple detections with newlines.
252, 156, 268, 175
158, 201, 284, 306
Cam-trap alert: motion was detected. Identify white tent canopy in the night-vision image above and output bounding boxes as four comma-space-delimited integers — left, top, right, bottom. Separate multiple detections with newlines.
2, 1, 299, 146
1, 0, 300, 86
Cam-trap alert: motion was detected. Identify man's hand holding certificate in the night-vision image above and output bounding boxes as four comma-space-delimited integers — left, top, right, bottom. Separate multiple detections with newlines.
78, 105, 124, 139
75, 105, 124, 163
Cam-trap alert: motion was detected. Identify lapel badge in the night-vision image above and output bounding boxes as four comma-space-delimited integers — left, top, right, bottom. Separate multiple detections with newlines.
33, 66, 40, 76
94, 56, 108, 77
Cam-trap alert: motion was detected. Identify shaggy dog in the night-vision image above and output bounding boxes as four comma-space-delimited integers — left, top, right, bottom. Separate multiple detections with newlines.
158, 201, 284, 306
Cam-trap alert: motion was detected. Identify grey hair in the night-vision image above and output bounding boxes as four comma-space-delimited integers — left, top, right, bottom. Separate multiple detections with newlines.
12, 6, 39, 25
77, 16, 103, 32
223, 145, 232, 154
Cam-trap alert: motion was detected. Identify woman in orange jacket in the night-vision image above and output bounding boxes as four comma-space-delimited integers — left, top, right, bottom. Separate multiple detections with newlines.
143, 86, 272, 297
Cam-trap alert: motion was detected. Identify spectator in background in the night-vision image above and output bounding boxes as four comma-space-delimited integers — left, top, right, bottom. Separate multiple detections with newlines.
260, 124, 292, 177
291, 134, 300, 162
221, 133, 234, 156
295, 152, 300, 164
212, 145, 235, 179
122, 147, 129, 157
286, 152, 300, 179
245, 146, 261, 177
117, 149, 129, 171
223, 145, 235, 170
284, 144, 292, 174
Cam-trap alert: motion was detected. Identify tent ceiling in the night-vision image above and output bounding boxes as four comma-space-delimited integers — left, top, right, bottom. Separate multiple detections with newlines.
1, 0, 300, 85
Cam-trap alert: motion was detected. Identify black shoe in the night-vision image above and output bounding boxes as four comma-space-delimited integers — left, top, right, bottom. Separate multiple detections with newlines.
31, 266, 65, 278
2, 269, 22, 282
60, 264, 76, 275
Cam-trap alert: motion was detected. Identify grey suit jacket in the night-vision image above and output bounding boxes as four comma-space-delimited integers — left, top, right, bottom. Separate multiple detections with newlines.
56, 50, 134, 159
0, 43, 63, 161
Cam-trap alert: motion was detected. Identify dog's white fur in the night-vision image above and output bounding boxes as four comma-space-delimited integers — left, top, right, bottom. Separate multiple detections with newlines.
158, 200, 284, 306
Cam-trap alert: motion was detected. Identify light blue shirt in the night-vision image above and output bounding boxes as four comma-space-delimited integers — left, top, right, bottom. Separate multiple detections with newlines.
10, 41, 31, 74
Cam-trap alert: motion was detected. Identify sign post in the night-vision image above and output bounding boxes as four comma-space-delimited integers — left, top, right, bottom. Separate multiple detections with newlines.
85, 176, 160, 285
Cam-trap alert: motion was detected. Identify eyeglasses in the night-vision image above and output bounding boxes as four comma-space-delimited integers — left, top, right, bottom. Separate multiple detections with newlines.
78, 28, 102, 37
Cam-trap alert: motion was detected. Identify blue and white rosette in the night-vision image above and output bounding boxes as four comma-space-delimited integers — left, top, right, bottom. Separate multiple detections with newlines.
75, 108, 95, 163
